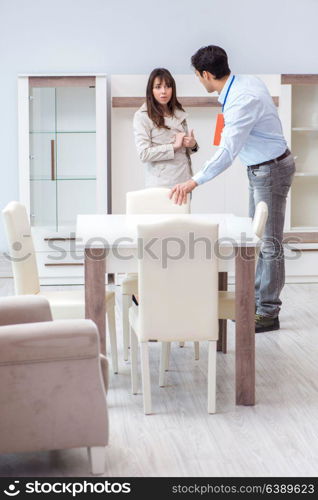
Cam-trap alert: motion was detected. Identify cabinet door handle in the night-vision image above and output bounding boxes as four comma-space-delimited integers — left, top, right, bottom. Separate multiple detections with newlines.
44, 237, 76, 241
50, 139, 55, 180
290, 248, 318, 252
45, 263, 84, 267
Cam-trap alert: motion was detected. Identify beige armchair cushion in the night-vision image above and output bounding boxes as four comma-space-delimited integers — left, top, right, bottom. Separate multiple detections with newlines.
0, 319, 98, 366
0, 294, 52, 326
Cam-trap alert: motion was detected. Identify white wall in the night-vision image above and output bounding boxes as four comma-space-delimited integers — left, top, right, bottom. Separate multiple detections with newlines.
1, 0, 318, 250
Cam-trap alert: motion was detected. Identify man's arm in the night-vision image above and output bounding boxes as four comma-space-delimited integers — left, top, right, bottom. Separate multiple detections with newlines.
193, 94, 262, 184
170, 94, 262, 204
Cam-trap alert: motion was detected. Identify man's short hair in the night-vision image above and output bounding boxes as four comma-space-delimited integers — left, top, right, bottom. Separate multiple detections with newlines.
191, 45, 231, 79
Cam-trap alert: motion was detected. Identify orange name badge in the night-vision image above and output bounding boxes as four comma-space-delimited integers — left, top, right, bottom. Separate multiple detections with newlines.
213, 113, 225, 146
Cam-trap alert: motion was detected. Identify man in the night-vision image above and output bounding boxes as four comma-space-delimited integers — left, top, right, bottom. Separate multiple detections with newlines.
170, 45, 295, 333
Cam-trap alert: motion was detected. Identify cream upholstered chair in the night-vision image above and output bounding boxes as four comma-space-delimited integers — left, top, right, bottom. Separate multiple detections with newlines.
0, 295, 108, 475
129, 218, 219, 414
2, 201, 118, 374
122, 187, 191, 361
218, 201, 269, 321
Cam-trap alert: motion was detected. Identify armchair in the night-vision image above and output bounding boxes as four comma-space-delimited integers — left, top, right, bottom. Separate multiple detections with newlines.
0, 295, 108, 474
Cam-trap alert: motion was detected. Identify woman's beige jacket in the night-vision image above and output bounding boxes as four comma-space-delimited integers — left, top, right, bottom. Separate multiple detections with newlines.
133, 103, 198, 188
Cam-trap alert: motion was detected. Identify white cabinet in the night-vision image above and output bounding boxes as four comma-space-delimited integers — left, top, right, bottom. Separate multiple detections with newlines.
18, 74, 108, 284
278, 75, 318, 282
281, 75, 318, 231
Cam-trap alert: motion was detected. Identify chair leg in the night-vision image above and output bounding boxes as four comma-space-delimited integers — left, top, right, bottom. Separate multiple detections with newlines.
122, 294, 132, 361
130, 327, 138, 395
218, 271, 228, 353
107, 301, 118, 374
159, 342, 169, 386
87, 446, 105, 475
207, 341, 217, 414
179, 341, 185, 348
194, 341, 200, 360
140, 342, 152, 414
217, 319, 227, 354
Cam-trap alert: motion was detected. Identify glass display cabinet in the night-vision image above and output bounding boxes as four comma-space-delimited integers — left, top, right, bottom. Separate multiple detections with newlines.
18, 75, 108, 284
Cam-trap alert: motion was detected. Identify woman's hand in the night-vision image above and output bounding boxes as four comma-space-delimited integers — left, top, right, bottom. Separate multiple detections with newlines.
182, 129, 196, 149
173, 132, 186, 151
169, 179, 198, 205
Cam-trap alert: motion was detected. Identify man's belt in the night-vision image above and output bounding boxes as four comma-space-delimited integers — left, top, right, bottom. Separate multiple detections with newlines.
248, 149, 291, 169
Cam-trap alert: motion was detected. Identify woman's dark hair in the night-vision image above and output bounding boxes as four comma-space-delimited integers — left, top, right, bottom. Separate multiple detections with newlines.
191, 45, 231, 80
146, 68, 184, 129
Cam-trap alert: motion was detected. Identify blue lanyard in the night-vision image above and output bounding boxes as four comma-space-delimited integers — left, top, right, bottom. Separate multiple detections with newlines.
222, 75, 235, 112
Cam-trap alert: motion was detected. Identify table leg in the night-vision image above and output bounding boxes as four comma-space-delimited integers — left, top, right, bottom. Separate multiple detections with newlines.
235, 246, 255, 405
217, 272, 228, 353
85, 248, 106, 355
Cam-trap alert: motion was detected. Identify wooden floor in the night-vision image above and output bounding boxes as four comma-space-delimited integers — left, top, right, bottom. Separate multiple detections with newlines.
0, 279, 318, 477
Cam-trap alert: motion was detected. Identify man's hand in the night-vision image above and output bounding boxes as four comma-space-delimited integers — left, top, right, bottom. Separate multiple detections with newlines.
173, 132, 186, 151
169, 179, 198, 205
182, 129, 196, 149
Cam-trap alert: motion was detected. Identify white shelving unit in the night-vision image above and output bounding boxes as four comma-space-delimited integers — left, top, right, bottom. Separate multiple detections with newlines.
281, 77, 318, 230
279, 75, 318, 282
18, 74, 108, 284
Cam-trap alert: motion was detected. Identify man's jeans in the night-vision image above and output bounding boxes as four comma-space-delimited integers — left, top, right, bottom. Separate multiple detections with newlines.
248, 152, 296, 318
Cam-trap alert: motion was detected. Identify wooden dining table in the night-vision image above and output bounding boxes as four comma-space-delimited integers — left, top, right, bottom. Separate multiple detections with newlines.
76, 213, 258, 406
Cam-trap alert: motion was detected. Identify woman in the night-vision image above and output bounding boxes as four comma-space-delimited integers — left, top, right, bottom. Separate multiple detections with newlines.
133, 68, 198, 188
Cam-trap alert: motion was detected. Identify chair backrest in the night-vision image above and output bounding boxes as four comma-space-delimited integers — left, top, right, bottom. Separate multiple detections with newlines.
252, 201, 268, 238
137, 218, 219, 342
126, 187, 190, 214
2, 201, 40, 295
